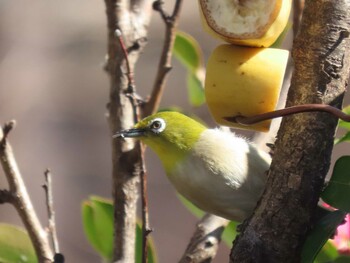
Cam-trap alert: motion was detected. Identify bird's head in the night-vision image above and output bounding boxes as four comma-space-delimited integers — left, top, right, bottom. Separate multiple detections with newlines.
115, 111, 207, 170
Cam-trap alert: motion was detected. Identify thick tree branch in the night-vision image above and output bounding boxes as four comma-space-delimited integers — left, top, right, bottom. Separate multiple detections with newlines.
143, 0, 184, 116
103, 1, 152, 262
230, 1, 350, 262
179, 214, 228, 263
0, 122, 53, 262
116, 29, 152, 263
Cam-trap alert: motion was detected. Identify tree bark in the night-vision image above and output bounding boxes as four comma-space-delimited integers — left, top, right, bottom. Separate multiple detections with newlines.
230, 1, 350, 262
179, 214, 228, 263
103, 1, 152, 262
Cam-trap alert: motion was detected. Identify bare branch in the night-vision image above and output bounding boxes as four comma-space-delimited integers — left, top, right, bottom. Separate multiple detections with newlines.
0, 122, 53, 262
103, 0, 152, 262
43, 169, 60, 256
139, 144, 153, 263
225, 103, 350, 125
152, 1, 169, 22
143, 0, 184, 116
0, 120, 16, 143
179, 214, 229, 263
116, 29, 152, 263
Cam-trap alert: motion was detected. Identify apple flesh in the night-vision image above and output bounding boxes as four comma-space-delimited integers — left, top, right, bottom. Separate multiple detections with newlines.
205, 44, 289, 132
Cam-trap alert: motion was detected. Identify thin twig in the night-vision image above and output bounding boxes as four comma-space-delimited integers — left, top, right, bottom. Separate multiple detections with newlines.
143, 0, 184, 116
116, 28, 151, 263
0, 122, 53, 262
225, 104, 350, 126
140, 144, 153, 263
115, 29, 134, 87
179, 214, 229, 263
43, 169, 60, 256
0, 120, 16, 144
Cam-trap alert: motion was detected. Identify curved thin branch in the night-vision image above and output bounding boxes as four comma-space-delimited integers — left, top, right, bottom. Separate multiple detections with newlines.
143, 0, 184, 116
225, 104, 350, 126
0, 122, 53, 262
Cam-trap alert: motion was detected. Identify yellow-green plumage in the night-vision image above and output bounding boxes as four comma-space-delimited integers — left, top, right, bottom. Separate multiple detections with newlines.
116, 111, 271, 222
135, 112, 206, 171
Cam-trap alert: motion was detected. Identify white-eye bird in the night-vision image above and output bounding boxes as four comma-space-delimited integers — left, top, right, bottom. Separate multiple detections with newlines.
116, 111, 271, 222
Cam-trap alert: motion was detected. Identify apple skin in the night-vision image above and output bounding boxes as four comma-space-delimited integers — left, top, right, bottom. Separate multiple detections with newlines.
205, 44, 289, 132
199, 0, 292, 47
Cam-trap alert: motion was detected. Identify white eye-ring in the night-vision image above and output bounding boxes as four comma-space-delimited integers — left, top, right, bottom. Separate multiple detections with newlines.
149, 118, 166, 134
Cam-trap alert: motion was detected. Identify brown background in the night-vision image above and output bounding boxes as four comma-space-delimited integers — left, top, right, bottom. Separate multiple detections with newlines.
0, 1, 348, 262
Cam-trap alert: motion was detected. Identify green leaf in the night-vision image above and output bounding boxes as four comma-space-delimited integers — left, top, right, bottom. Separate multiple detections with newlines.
221, 221, 238, 247
335, 131, 350, 145
174, 31, 203, 72
321, 156, 350, 212
82, 196, 114, 260
339, 106, 350, 130
334, 256, 350, 263
82, 196, 157, 262
187, 72, 205, 107
314, 241, 339, 263
0, 223, 37, 263
174, 31, 206, 107
301, 210, 346, 263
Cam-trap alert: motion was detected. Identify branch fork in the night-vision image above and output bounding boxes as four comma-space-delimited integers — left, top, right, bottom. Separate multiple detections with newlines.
0, 121, 54, 262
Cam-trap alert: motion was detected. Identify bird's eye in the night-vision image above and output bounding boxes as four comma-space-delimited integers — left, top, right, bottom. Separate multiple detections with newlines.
151, 121, 161, 129
149, 118, 166, 133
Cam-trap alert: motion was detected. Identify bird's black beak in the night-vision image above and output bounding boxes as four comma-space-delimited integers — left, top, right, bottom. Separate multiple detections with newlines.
113, 128, 146, 139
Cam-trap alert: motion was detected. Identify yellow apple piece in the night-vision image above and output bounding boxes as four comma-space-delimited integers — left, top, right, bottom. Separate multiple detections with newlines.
205, 44, 289, 132
199, 0, 292, 47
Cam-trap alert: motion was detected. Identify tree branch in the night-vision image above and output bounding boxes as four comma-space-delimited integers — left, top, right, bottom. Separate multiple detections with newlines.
43, 169, 60, 256
0, 122, 53, 262
179, 214, 228, 263
103, 0, 152, 262
143, 0, 184, 116
115, 28, 152, 263
230, 0, 350, 262
140, 144, 152, 263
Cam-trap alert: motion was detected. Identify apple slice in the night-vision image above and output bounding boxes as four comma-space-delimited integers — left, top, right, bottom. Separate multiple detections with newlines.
205, 44, 289, 132
199, 0, 292, 47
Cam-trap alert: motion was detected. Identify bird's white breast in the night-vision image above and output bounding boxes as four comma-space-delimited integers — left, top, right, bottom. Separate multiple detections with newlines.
167, 129, 271, 222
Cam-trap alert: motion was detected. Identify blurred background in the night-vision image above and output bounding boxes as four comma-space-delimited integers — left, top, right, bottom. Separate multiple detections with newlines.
0, 1, 348, 262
